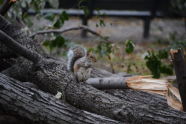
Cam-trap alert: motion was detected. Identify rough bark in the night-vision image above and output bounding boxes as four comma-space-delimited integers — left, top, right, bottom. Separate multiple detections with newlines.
65, 81, 186, 123
0, 73, 120, 124
0, 15, 45, 71
171, 49, 186, 111
105, 89, 186, 123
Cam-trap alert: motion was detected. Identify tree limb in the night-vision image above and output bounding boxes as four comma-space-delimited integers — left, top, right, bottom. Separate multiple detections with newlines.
0, 73, 120, 124
30, 25, 111, 42
0, 30, 42, 63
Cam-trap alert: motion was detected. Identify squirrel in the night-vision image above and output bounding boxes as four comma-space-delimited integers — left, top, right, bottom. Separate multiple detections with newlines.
67, 46, 96, 82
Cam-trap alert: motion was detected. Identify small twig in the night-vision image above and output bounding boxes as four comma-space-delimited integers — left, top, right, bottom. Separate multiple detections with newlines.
0, 30, 42, 63
30, 25, 111, 42
0, 0, 16, 15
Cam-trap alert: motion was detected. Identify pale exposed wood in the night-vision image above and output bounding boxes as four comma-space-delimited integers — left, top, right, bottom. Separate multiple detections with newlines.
86, 76, 168, 95
126, 76, 168, 95
166, 84, 183, 111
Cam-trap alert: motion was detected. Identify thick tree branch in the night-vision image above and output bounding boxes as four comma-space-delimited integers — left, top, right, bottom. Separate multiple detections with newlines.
30, 25, 111, 42
0, 73, 120, 124
0, 30, 42, 63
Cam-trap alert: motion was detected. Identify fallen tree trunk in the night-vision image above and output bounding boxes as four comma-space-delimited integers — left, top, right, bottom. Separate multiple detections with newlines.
1, 15, 186, 123
105, 89, 186, 122
0, 73, 120, 124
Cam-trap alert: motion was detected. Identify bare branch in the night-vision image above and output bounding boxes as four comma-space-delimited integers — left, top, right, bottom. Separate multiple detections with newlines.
30, 25, 111, 42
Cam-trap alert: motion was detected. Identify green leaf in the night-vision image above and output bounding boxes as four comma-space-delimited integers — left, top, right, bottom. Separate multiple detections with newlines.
99, 19, 105, 27
145, 51, 161, 78
43, 36, 67, 52
96, 42, 112, 57
125, 40, 135, 54
52, 36, 67, 48
45, 13, 56, 21
160, 64, 173, 75
80, 6, 90, 17
43, 40, 54, 51
0, 0, 3, 4
158, 50, 168, 59
53, 19, 62, 28
60, 11, 69, 20
43, 40, 50, 47
59, 11, 69, 24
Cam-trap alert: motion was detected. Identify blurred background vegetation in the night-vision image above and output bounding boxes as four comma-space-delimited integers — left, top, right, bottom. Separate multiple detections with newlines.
1, 0, 186, 78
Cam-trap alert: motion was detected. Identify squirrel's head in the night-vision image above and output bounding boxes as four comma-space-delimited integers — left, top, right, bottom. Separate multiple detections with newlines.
87, 52, 97, 62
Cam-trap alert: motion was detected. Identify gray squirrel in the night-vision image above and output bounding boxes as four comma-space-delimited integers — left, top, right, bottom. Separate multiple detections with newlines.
67, 46, 96, 82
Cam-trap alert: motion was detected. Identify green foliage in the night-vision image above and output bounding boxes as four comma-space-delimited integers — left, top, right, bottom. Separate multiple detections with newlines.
0, 0, 3, 4
53, 19, 62, 28
96, 19, 106, 27
145, 50, 173, 78
95, 9, 106, 27
7, 0, 60, 27
160, 64, 173, 75
80, 6, 90, 17
44, 13, 56, 21
43, 35, 67, 52
95, 42, 112, 57
60, 11, 69, 24
145, 51, 161, 78
158, 50, 169, 59
8, 0, 46, 18
170, 40, 186, 49
125, 40, 135, 54
53, 11, 69, 28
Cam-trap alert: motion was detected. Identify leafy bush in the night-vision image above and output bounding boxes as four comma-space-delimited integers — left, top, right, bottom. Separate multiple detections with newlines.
145, 50, 173, 78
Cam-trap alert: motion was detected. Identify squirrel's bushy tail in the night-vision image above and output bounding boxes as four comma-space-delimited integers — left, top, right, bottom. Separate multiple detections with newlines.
67, 46, 87, 72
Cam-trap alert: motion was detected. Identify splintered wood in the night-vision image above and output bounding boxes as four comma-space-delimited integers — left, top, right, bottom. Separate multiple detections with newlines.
86, 75, 183, 111
126, 76, 168, 95
166, 84, 183, 111
127, 76, 183, 111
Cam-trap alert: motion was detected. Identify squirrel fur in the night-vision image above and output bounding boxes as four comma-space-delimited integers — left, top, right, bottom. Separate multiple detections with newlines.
67, 46, 96, 82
